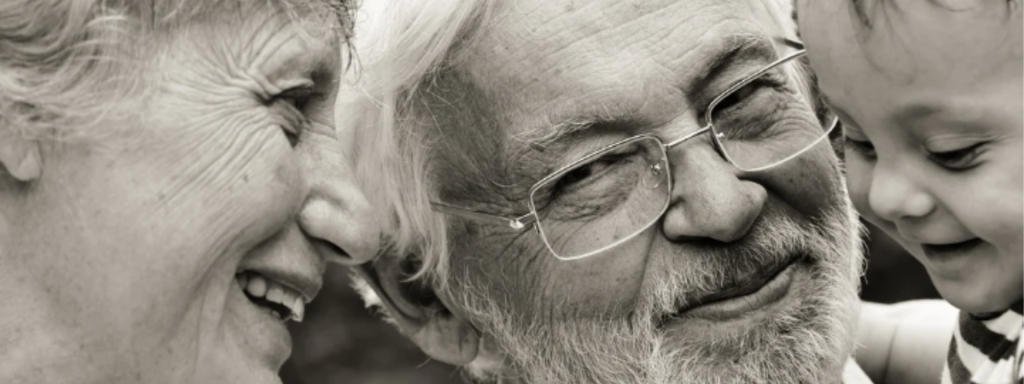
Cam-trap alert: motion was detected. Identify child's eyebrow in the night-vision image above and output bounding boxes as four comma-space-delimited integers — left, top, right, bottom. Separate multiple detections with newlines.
893, 101, 1004, 135
818, 92, 861, 130
894, 103, 941, 123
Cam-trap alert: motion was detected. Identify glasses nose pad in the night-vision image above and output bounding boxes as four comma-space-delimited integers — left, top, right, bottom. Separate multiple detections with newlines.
641, 161, 665, 189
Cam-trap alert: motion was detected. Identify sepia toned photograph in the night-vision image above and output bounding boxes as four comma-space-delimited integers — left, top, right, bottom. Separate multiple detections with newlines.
1, 0, 1020, 383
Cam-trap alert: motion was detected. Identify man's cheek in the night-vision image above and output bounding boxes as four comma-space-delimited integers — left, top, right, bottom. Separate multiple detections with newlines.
843, 154, 874, 217
769, 148, 846, 216
534, 239, 650, 319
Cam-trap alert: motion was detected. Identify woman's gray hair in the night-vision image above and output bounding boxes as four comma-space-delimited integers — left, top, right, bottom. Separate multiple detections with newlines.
0, 0, 355, 142
342, 0, 498, 287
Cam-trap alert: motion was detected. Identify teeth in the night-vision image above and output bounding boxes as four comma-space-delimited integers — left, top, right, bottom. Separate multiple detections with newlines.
246, 275, 267, 297
267, 285, 286, 304
239, 273, 307, 323
291, 296, 305, 322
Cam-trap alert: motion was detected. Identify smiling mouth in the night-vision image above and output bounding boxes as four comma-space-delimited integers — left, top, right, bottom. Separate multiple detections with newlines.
236, 272, 307, 323
921, 238, 983, 259
656, 255, 802, 326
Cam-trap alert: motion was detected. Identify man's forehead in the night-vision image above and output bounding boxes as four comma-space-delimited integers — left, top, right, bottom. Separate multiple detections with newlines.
459, 0, 791, 135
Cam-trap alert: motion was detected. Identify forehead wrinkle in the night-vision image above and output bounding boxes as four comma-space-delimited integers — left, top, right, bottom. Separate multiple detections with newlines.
506, 38, 777, 171
168, 8, 311, 100
467, 1, 710, 115
242, 17, 337, 91
470, 1, 773, 130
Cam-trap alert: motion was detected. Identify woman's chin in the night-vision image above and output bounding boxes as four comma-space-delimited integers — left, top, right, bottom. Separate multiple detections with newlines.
222, 276, 295, 371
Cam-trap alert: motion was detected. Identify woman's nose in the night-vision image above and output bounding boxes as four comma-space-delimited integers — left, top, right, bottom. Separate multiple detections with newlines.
298, 129, 381, 265
299, 181, 380, 265
867, 163, 935, 223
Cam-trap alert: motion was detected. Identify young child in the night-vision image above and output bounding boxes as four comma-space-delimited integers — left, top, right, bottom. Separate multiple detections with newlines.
795, 0, 1023, 383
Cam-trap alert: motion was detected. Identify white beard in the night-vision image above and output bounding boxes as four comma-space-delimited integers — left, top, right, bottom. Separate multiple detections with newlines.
450, 201, 863, 384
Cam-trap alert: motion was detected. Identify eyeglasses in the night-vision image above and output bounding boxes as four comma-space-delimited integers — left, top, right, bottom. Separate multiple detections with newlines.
432, 49, 839, 261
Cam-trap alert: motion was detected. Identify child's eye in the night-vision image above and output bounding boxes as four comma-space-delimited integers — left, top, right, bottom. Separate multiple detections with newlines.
927, 143, 984, 170
843, 137, 876, 159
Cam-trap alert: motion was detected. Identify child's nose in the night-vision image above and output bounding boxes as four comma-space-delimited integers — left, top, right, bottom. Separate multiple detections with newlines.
868, 164, 935, 223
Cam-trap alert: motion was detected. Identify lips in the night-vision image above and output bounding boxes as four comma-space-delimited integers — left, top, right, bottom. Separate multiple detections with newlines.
234, 251, 325, 324
237, 272, 307, 322
921, 238, 983, 260
657, 253, 803, 325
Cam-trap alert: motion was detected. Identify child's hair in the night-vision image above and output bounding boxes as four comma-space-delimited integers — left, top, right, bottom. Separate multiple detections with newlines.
794, 0, 1021, 79
794, 0, 1019, 33
848, 0, 1019, 30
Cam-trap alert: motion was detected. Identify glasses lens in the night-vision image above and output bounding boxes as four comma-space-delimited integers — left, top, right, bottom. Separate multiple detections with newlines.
530, 137, 670, 260
709, 53, 833, 172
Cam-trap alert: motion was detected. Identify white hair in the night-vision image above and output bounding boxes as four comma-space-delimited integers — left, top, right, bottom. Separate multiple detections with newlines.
0, 0, 354, 143
342, 0, 499, 286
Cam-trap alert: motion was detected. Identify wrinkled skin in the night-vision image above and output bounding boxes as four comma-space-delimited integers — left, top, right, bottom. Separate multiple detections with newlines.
798, 0, 1023, 314
368, 1, 864, 383
0, 4, 378, 384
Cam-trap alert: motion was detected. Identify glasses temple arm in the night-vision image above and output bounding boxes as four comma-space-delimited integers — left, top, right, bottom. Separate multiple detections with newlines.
430, 202, 535, 230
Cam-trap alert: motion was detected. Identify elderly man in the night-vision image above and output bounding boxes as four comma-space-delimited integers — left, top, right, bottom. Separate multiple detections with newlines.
344, 0, 866, 383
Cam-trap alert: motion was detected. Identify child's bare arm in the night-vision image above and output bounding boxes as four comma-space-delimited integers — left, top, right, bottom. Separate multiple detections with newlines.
856, 300, 958, 384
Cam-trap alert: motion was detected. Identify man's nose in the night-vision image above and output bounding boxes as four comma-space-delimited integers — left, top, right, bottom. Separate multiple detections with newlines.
660, 144, 766, 243
298, 132, 381, 265
867, 162, 935, 223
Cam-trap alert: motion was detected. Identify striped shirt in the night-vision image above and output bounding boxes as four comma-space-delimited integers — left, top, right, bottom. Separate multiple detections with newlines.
943, 302, 1024, 384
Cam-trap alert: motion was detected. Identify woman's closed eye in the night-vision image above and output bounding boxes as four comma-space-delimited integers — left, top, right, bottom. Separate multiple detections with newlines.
844, 137, 876, 159
927, 142, 985, 170
269, 84, 315, 147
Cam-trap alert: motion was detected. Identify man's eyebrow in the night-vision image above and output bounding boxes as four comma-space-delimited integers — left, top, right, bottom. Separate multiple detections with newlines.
687, 35, 779, 98
517, 36, 781, 153
510, 117, 639, 165
515, 118, 599, 152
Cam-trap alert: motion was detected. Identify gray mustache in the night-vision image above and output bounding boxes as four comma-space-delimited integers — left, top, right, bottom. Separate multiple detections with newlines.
635, 201, 829, 321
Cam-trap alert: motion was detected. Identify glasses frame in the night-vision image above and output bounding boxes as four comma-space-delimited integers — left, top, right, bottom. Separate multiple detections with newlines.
431, 49, 839, 260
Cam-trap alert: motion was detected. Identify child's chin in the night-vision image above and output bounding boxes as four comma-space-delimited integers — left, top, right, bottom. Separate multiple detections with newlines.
933, 277, 1022, 314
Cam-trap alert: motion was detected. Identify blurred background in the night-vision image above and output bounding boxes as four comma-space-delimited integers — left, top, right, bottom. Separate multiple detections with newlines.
281, 222, 940, 384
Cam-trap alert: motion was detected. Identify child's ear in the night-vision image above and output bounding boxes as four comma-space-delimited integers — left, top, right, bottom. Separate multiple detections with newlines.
0, 136, 42, 182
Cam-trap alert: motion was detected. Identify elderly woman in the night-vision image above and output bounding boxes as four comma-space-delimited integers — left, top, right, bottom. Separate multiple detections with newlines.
0, 1, 378, 383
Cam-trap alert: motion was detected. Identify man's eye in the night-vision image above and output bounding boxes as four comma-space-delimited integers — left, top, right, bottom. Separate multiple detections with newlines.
712, 81, 760, 113
555, 153, 629, 191
270, 86, 315, 147
928, 143, 984, 170
843, 137, 876, 159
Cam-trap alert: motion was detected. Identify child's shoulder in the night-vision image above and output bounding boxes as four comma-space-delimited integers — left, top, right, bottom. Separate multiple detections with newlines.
857, 300, 958, 384
944, 302, 1023, 384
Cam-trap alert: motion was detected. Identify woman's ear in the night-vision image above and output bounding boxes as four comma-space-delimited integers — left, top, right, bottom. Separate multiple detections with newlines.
353, 256, 479, 366
0, 136, 41, 182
